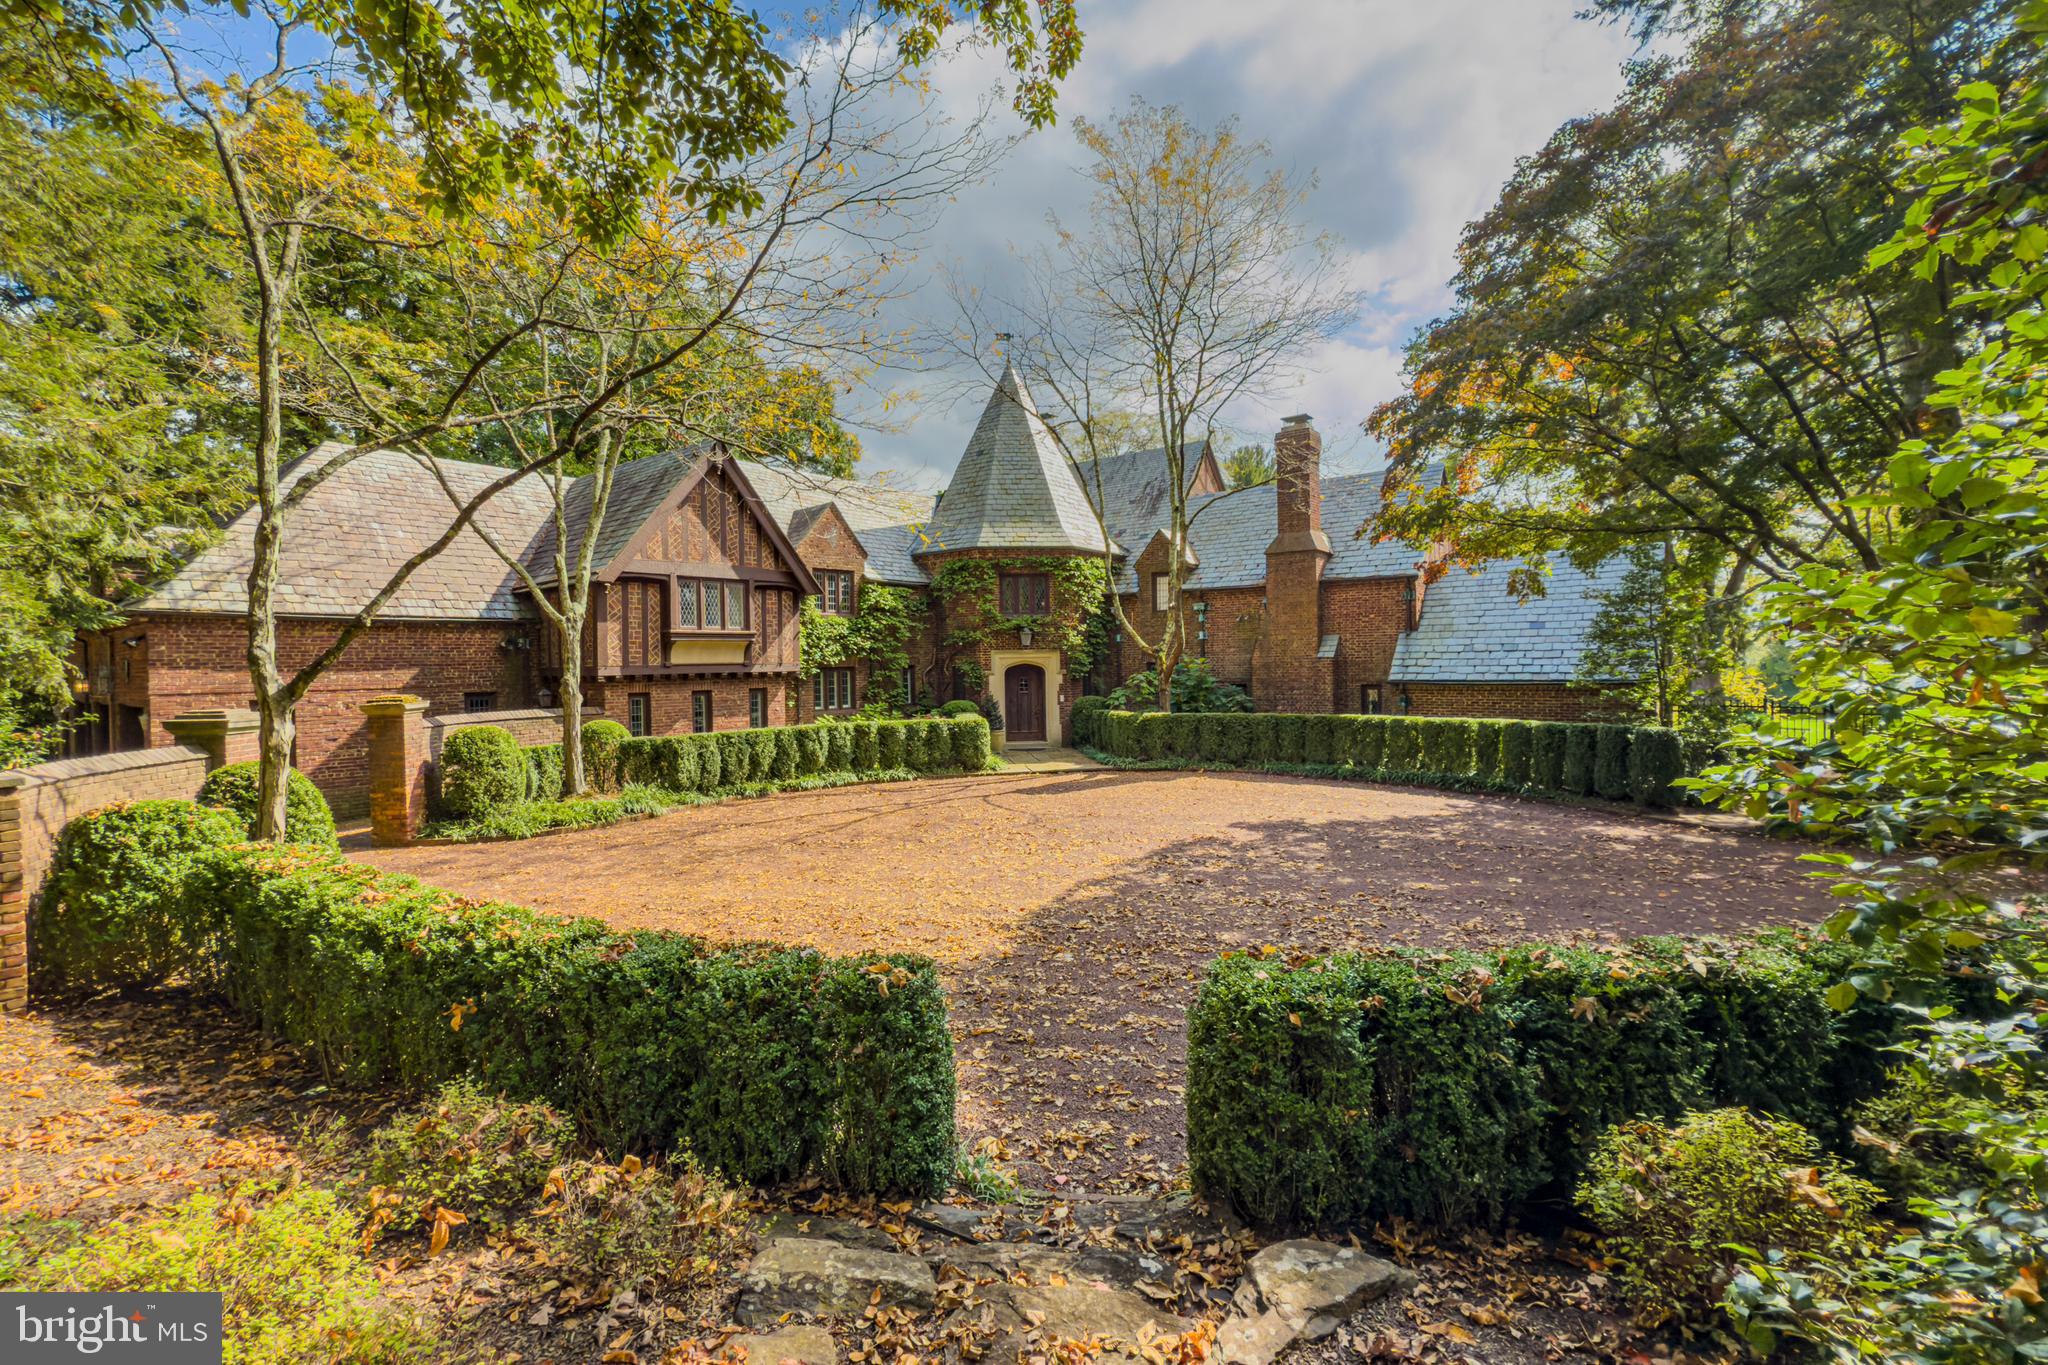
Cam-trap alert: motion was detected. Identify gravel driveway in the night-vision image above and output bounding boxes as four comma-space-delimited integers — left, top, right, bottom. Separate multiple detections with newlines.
354, 769, 1835, 1191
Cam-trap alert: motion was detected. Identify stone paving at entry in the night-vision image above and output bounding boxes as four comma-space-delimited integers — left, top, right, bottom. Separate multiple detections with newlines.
354, 768, 1836, 1191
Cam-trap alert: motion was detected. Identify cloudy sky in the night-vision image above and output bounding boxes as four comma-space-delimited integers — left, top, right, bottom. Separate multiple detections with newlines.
809, 0, 1642, 491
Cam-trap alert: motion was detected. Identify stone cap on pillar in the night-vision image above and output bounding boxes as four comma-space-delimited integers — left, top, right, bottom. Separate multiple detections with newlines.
360, 694, 432, 718
162, 707, 261, 742
162, 708, 262, 769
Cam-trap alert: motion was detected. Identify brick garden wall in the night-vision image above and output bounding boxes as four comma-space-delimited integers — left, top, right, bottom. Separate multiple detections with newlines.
85, 615, 535, 816
0, 746, 214, 1012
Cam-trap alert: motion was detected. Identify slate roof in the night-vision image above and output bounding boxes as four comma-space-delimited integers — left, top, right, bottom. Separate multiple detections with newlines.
1132, 471, 1428, 594
740, 458, 937, 585
916, 361, 1117, 557
128, 444, 557, 621
1072, 441, 1211, 560
524, 446, 709, 586
1389, 556, 1630, 683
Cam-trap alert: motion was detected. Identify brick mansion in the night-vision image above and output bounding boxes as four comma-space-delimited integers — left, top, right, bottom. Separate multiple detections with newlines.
65, 362, 1623, 812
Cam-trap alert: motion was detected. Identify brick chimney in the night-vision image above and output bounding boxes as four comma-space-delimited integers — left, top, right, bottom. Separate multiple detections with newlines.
1254, 415, 1336, 710
1270, 415, 1331, 557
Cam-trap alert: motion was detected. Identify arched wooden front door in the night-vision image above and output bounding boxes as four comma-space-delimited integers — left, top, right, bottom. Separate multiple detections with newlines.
1005, 663, 1047, 742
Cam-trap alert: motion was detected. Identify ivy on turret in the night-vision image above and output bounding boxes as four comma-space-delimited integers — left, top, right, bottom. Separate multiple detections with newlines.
927, 555, 1110, 678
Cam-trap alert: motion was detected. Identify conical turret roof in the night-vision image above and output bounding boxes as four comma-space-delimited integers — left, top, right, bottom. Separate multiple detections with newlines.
916, 360, 1119, 556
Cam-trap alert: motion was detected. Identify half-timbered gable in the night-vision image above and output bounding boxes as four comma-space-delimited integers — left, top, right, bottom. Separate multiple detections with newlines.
530, 448, 816, 687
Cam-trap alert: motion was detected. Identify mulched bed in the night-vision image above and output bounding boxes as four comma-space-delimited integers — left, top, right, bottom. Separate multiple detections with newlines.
357, 768, 1836, 1193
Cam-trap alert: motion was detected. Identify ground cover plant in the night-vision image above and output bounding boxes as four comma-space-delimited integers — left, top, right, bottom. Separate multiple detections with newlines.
1083, 710, 1684, 807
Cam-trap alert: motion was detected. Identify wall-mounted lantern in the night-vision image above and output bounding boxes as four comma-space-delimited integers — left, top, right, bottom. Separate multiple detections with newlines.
1397, 689, 1413, 713
1019, 625, 1034, 648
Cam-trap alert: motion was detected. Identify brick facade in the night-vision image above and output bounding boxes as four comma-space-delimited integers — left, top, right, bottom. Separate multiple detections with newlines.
1400, 682, 1624, 722
585, 675, 788, 737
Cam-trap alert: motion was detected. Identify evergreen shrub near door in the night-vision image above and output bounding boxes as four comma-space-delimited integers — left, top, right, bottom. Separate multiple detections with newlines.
1083, 710, 1686, 807
1185, 931, 1935, 1228
36, 802, 957, 1195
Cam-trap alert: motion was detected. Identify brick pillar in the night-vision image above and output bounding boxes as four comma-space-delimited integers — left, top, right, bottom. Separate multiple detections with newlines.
361, 695, 431, 847
162, 707, 262, 771
0, 774, 26, 1014
1254, 415, 1335, 711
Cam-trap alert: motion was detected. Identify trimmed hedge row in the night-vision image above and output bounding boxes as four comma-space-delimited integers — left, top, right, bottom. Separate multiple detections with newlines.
613, 716, 988, 794
442, 716, 991, 819
1088, 710, 1685, 806
1186, 932, 1923, 1229
36, 804, 958, 1195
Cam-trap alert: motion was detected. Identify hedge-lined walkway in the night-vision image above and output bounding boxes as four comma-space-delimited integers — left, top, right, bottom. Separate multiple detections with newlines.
354, 769, 1836, 1192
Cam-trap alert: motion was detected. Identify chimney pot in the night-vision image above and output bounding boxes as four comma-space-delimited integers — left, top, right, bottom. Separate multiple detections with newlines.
1282, 413, 1313, 427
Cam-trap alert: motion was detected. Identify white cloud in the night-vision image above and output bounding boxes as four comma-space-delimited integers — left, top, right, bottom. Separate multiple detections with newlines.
813, 0, 1639, 489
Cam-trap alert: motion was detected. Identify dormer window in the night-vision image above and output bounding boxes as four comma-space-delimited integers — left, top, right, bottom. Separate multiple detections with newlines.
819, 570, 856, 615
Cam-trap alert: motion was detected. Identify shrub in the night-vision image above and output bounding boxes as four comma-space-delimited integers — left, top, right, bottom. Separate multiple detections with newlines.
1421, 719, 1475, 775
1271, 715, 1307, 764
901, 720, 928, 770
526, 742, 565, 800
36, 801, 244, 989
1577, 1109, 1885, 1326
1531, 723, 1570, 791
1471, 722, 1505, 782
1561, 725, 1597, 795
782, 726, 811, 779
23, 1182, 433, 1363
1348, 715, 1388, 770
198, 761, 338, 846
1848, 1066, 2012, 1203
1501, 722, 1536, 787
828, 724, 855, 771
851, 720, 880, 771
1186, 931, 1926, 1228
436, 727, 526, 820
1382, 718, 1422, 771
530, 1155, 746, 1292
618, 734, 698, 792
1301, 715, 1334, 765
1069, 695, 1110, 747
1594, 724, 1632, 800
951, 715, 991, 770
1130, 711, 1166, 761
176, 843, 956, 1193
715, 731, 753, 785
364, 1078, 576, 1234
938, 699, 981, 717
748, 728, 778, 779
582, 719, 630, 792
878, 721, 905, 769
1627, 727, 1684, 806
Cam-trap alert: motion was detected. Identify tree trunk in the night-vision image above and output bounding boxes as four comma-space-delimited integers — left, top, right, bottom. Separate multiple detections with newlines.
254, 700, 295, 837
559, 610, 587, 796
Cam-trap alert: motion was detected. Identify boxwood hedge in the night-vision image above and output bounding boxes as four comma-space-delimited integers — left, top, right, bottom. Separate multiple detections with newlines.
39, 803, 956, 1195
1186, 932, 1930, 1229
612, 716, 986, 796
1083, 710, 1685, 806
